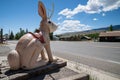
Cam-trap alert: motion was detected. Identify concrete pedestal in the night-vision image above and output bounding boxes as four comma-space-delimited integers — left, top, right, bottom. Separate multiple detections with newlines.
0, 59, 67, 80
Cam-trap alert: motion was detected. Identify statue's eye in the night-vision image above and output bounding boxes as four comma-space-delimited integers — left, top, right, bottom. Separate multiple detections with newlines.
48, 21, 51, 24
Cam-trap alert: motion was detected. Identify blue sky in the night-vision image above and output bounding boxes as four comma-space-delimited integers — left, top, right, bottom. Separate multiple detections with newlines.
0, 0, 120, 35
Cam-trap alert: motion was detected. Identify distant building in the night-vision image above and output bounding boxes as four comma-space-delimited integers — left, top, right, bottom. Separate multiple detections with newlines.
99, 31, 120, 42
4, 34, 9, 40
59, 35, 91, 41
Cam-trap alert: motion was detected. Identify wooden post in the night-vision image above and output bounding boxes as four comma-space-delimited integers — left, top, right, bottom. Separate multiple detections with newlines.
0, 28, 3, 43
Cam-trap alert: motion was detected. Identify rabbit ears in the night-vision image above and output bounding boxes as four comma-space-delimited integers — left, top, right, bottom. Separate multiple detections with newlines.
38, 1, 47, 20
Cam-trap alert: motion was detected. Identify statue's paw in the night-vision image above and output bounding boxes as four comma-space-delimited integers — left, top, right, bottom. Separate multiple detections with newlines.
42, 57, 48, 61
49, 57, 59, 63
53, 58, 59, 62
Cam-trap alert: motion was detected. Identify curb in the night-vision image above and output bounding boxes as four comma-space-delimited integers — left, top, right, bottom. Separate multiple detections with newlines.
58, 57, 120, 80
59, 73, 89, 80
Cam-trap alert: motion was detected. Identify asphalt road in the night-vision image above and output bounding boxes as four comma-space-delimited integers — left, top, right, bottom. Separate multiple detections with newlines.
51, 41, 120, 63
1, 40, 120, 77
50, 41, 120, 77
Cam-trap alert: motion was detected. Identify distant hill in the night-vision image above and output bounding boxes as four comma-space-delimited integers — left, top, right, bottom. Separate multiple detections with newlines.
93, 25, 120, 31
56, 25, 120, 37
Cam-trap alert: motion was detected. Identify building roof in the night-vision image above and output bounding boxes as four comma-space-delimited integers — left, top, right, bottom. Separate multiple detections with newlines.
99, 31, 120, 37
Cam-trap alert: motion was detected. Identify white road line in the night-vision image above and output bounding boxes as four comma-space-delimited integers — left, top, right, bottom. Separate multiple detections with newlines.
79, 54, 120, 65
93, 45, 120, 49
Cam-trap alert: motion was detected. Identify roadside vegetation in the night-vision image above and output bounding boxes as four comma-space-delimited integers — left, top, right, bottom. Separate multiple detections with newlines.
9, 28, 28, 40
85, 33, 99, 40
0, 28, 54, 41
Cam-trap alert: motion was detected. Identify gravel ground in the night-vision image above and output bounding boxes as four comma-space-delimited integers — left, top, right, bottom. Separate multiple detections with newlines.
0, 44, 11, 56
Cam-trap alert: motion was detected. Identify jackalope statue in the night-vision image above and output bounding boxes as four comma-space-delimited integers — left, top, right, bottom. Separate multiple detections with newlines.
7, 1, 58, 70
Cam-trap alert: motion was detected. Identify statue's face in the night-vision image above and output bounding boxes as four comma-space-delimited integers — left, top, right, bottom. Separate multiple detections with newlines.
47, 20, 58, 33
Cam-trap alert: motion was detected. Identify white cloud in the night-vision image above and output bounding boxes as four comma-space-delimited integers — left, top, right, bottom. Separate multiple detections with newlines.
57, 16, 63, 21
54, 20, 91, 35
93, 18, 98, 21
58, 0, 120, 18
58, 5, 84, 18
102, 13, 106, 16
101, 0, 120, 11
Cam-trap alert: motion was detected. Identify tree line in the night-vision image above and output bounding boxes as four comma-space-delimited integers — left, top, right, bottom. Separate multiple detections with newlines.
9, 28, 28, 40
9, 28, 53, 40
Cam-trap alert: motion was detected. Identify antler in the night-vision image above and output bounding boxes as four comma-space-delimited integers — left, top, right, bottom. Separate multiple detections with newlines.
47, 3, 54, 19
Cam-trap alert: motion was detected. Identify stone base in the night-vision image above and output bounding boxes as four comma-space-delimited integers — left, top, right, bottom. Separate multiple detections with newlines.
0, 59, 67, 80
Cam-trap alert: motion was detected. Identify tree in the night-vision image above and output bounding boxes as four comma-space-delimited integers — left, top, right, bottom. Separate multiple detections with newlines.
85, 33, 99, 39
109, 25, 113, 31
15, 33, 20, 40
15, 28, 26, 40
26, 29, 28, 33
9, 31, 14, 40
19, 28, 25, 37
